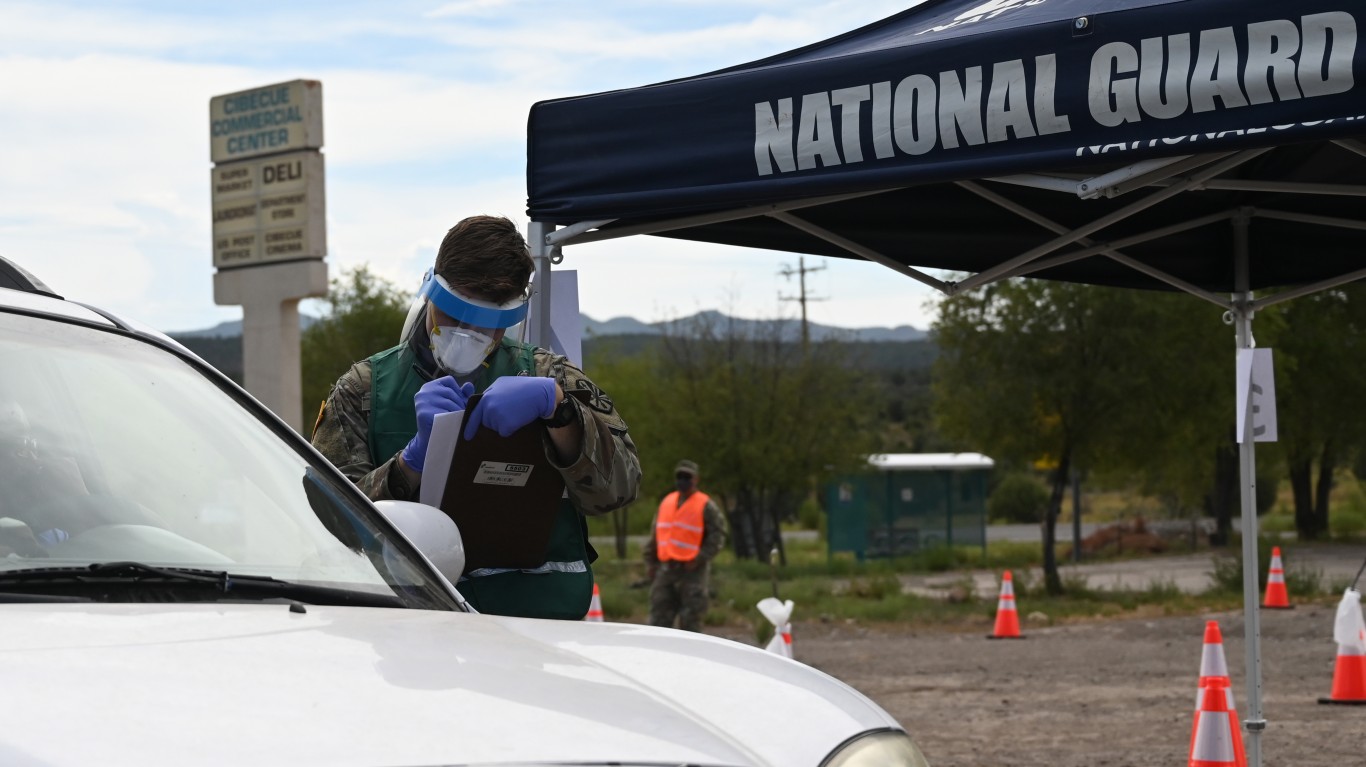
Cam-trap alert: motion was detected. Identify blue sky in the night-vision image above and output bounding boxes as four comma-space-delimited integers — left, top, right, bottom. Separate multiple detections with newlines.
0, 0, 944, 334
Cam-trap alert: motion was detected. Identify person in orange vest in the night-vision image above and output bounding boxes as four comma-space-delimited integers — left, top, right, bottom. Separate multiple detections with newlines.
643, 459, 727, 632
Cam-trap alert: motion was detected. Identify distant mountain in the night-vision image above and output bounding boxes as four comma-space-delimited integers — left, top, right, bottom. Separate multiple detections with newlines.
172, 315, 321, 338
171, 311, 925, 343
584, 310, 926, 342
583, 315, 660, 336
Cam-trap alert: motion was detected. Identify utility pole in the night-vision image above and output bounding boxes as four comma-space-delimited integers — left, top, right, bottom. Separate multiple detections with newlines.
778, 256, 826, 353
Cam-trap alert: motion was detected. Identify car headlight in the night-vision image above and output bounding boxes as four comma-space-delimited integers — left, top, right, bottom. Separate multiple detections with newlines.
821, 730, 931, 767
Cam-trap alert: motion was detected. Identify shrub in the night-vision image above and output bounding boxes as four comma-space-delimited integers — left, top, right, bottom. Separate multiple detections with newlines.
917, 545, 959, 573
796, 497, 824, 532
1332, 508, 1366, 539
988, 472, 1049, 524
1205, 536, 1326, 596
1207, 536, 1275, 593
1260, 513, 1295, 534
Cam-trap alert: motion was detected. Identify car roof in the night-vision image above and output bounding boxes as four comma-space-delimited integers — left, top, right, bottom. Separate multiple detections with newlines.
0, 256, 118, 327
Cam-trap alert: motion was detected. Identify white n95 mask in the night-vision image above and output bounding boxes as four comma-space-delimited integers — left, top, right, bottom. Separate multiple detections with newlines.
430, 326, 495, 375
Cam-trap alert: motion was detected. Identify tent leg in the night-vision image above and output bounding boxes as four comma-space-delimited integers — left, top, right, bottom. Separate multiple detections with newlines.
1232, 212, 1266, 767
528, 221, 555, 349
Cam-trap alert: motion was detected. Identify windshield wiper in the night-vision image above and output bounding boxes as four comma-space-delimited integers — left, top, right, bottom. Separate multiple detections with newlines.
0, 562, 406, 608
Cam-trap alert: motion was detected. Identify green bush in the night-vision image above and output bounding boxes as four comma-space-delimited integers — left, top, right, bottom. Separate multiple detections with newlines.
1207, 538, 1323, 597
796, 497, 823, 532
1260, 513, 1295, 533
1207, 536, 1275, 594
916, 545, 959, 573
1332, 508, 1366, 539
988, 472, 1049, 524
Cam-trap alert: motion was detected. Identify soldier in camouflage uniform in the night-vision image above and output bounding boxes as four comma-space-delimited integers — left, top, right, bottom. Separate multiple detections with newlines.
311, 215, 641, 620
644, 460, 727, 632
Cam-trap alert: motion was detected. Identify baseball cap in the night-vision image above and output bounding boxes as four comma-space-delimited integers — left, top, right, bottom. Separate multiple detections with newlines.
674, 460, 699, 477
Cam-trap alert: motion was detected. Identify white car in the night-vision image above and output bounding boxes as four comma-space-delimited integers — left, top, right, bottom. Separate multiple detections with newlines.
0, 256, 929, 767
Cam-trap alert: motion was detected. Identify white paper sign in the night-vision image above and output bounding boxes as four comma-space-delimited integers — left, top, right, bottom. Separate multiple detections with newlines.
1235, 348, 1278, 442
418, 410, 464, 507
525, 269, 583, 367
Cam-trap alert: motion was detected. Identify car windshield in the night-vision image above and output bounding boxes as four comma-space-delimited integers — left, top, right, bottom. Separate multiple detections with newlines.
0, 309, 458, 610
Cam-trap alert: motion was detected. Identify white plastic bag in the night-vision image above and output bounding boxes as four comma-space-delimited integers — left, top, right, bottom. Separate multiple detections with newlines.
1332, 588, 1366, 652
757, 597, 794, 658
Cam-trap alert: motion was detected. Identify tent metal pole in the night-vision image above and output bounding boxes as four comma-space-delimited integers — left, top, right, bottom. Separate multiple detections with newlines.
1252, 208, 1366, 232
528, 221, 555, 349
545, 219, 617, 246
1076, 153, 1211, 199
558, 189, 891, 246
1232, 211, 1266, 767
766, 211, 951, 292
985, 174, 1082, 194
1334, 138, 1366, 159
956, 150, 1268, 293
995, 211, 1234, 290
957, 181, 1231, 308
1252, 265, 1366, 311
1158, 179, 1366, 197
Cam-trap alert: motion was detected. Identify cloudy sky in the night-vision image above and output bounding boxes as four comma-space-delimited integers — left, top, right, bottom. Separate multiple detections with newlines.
0, 0, 945, 334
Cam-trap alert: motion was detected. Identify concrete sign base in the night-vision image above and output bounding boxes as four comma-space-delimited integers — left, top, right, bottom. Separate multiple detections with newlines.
214, 260, 328, 433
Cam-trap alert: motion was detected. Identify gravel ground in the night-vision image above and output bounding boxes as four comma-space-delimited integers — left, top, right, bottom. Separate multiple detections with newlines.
732, 604, 1366, 767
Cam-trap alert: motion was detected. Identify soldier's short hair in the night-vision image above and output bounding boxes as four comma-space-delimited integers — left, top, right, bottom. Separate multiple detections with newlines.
434, 215, 533, 304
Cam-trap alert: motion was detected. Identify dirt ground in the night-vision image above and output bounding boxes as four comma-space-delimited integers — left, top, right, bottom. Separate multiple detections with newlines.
718, 603, 1366, 766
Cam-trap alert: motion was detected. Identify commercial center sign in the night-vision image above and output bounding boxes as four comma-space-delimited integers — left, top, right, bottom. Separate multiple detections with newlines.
210, 79, 323, 164
209, 80, 325, 268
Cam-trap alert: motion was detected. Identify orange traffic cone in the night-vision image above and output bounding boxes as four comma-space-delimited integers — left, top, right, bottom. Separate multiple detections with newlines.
1262, 546, 1292, 609
1195, 620, 1238, 712
1188, 678, 1248, 767
584, 583, 604, 622
987, 570, 1023, 639
1318, 588, 1366, 705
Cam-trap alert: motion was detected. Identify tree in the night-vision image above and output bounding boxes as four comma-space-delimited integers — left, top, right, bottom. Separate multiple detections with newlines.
934, 280, 1168, 594
573, 342, 661, 558
1273, 285, 1366, 539
1101, 292, 1235, 544
643, 313, 880, 563
300, 266, 410, 429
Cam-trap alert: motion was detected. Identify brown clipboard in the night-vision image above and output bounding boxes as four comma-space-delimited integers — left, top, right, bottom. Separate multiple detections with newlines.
438, 393, 566, 572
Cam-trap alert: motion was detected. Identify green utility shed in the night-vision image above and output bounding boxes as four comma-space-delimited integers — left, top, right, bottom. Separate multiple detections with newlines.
825, 453, 993, 560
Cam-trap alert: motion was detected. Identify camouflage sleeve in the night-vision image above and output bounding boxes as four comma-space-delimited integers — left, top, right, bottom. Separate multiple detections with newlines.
309, 361, 416, 502
533, 349, 642, 516
699, 498, 728, 562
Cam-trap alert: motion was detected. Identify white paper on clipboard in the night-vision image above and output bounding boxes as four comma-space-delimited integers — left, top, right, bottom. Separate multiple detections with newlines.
418, 409, 464, 507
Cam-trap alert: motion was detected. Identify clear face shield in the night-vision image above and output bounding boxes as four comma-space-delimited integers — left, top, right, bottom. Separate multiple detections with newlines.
399, 269, 530, 376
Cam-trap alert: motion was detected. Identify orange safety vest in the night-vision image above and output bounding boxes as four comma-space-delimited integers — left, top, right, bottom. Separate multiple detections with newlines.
655, 491, 710, 562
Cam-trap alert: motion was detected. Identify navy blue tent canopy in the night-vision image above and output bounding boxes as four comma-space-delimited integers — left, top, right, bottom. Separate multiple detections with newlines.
527, 0, 1365, 293
526, 4, 1365, 763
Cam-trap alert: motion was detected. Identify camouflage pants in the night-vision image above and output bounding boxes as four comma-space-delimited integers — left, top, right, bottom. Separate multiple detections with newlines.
648, 562, 709, 632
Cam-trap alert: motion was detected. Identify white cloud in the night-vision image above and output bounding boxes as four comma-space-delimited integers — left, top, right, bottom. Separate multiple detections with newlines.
0, 0, 944, 334
424, 0, 521, 18
322, 72, 543, 166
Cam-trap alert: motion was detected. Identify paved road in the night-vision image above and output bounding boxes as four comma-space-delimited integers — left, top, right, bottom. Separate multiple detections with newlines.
988, 517, 1286, 544
904, 542, 1366, 600
596, 523, 1363, 598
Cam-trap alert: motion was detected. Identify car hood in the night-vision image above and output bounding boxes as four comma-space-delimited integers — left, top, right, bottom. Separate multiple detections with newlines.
0, 604, 898, 767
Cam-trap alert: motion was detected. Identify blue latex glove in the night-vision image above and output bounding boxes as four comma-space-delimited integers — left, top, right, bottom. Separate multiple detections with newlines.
401, 377, 475, 472
463, 376, 557, 439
